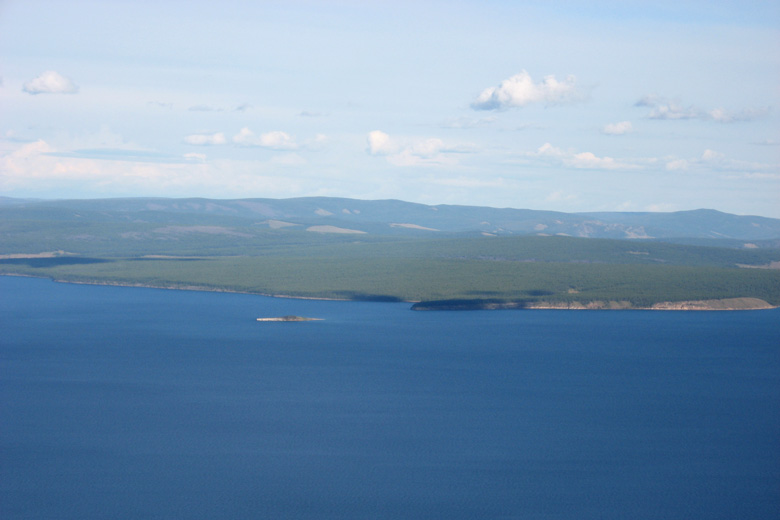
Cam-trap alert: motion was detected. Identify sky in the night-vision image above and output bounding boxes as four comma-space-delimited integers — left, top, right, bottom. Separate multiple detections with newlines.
1, 0, 779, 217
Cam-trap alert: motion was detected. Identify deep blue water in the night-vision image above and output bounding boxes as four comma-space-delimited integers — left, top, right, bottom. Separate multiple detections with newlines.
1, 275, 779, 519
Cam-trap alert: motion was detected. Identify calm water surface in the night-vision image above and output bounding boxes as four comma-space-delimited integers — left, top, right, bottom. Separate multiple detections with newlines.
2, 276, 779, 519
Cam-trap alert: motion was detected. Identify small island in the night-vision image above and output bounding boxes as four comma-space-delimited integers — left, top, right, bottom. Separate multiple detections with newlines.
256, 315, 322, 322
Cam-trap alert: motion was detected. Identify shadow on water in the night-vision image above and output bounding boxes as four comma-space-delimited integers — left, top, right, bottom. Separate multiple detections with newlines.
0, 257, 113, 268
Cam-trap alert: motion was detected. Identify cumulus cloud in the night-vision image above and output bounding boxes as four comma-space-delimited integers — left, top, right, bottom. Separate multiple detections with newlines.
183, 132, 226, 146
636, 95, 769, 123
471, 70, 582, 110
366, 131, 470, 167
529, 143, 638, 170
367, 131, 399, 155
602, 121, 633, 135
23, 71, 79, 94
232, 128, 298, 150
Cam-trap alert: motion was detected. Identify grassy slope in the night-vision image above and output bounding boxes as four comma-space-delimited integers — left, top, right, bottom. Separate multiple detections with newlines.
2, 210, 780, 307
3, 250, 779, 307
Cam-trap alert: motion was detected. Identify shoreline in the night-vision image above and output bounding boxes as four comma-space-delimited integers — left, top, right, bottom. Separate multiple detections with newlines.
1, 273, 776, 311
0, 272, 363, 302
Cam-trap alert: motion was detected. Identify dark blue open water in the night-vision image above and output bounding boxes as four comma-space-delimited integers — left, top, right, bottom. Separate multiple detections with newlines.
1, 276, 779, 519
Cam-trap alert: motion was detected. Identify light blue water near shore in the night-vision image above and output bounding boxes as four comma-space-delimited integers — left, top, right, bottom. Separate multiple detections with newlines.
1, 275, 779, 519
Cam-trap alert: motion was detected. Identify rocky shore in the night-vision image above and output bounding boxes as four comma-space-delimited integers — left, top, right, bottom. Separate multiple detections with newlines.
256, 315, 323, 322
411, 297, 776, 311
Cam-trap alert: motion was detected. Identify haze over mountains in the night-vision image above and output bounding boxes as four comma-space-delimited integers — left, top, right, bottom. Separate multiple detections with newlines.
3, 196, 779, 247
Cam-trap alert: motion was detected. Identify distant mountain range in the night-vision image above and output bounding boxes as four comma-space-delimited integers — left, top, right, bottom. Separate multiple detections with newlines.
2, 196, 779, 247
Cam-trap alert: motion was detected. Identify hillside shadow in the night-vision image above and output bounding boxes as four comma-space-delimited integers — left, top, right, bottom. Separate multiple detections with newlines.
331, 291, 405, 302
0, 257, 112, 268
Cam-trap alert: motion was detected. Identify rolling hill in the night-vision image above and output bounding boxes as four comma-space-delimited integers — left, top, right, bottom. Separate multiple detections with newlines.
2, 196, 779, 309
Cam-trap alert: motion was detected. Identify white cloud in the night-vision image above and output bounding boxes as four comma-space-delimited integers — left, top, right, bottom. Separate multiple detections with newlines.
602, 121, 633, 135
471, 70, 582, 110
366, 131, 471, 167
528, 143, 638, 170
701, 149, 725, 161
22, 71, 78, 95
367, 130, 398, 155
0, 140, 317, 197
660, 149, 776, 176
0, 140, 111, 188
184, 153, 207, 162
232, 128, 298, 150
567, 151, 624, 170
184, 132, 226, 146
646, 102, 701, 120
637, 95, 769, 123
2, 139, 54, 165
409, 138, 447, 158
707, 107, 770, 123
665, 159, 689, 171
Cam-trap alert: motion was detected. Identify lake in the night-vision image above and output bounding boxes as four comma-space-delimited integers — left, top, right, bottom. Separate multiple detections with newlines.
1, 275, 779, 519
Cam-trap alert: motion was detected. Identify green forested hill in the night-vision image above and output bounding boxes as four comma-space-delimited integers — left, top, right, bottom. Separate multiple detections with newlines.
2, 197, 779, 308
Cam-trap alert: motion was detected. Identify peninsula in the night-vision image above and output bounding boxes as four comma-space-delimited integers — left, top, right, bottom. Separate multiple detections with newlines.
2, 196, 779, 311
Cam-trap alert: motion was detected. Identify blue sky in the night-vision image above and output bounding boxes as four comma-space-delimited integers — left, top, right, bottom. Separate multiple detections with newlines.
1, 0, 778, 216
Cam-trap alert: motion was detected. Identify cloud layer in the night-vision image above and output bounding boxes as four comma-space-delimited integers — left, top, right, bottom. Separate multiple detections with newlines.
233, 128, 298, 150
367, 131, 470, 167
472, 71, 581, 110
23, 71, 79, 95
602, 121, 633, 135
636, 95, 769, 123
529, 143, 638, 170
184, 133, 226, 146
